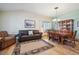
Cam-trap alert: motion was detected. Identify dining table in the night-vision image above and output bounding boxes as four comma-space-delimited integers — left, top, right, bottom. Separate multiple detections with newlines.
48, 31, 73, 44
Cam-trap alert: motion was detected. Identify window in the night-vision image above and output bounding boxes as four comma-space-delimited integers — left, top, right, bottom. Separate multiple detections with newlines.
42, 21, 51, 32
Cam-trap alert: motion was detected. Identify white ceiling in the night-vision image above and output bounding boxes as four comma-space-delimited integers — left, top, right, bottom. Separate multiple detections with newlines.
0, 3, 79, 17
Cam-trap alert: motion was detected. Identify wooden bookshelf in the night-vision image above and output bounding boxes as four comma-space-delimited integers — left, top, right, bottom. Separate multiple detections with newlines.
58, 19, 73, 32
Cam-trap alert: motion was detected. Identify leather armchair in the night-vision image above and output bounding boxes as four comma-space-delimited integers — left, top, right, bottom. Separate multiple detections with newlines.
0, 31, 16, 50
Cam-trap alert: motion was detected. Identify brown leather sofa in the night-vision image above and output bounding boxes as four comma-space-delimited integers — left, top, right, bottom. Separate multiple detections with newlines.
0, 31, 16, 50
18, 30, 42, 42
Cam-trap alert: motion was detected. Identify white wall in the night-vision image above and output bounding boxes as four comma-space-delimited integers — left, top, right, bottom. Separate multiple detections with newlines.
0, 11, 52, 34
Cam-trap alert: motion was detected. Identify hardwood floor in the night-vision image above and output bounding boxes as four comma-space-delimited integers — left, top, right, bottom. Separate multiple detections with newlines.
0, 44, 16, 55
39, 39, 79, 55
0, 36, 79, 55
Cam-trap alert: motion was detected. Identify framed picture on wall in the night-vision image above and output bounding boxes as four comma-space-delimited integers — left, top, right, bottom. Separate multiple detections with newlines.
77, 21, 79, 27
24, 20, 35, 28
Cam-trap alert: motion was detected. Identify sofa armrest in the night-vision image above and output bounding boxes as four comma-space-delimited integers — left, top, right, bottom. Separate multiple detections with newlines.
0, 37, 5, 44
39, 32, 42, 35
8, 34, 16, 37
18, 33, 23, 39
0, 37, 5, 41
0, 37, 3, 41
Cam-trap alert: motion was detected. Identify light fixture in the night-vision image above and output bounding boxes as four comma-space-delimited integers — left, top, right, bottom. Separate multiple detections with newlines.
52, 7, 59, 21
53, 7, 60, 30
54, 7, 59, 20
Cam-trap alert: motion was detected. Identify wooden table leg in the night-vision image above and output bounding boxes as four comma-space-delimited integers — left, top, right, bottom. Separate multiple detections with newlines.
57, 36, 60, 43
61, 37, 64, 44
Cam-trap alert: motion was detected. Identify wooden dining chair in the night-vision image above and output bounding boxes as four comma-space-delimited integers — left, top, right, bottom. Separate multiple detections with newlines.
53, 32, 61, 43
48, 32, 55, 40
64, 31, 77, 47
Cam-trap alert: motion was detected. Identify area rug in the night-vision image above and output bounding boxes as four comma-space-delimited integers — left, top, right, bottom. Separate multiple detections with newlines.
12, 39, 54, 55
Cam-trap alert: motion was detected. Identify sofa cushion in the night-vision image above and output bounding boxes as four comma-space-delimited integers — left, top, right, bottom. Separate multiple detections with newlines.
19, 30, 28, 36
4, 36, 14, 41
22, 35, 34, 38
34, 34, 40, 36
3, 31, 8, 37
0, 31, 8, 37
33, 30, 39, 34
21, 32, 27, 36
21, 35, 28, 37
28, 31, 33, 35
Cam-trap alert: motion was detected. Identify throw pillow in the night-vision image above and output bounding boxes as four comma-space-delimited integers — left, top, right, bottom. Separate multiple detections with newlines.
28, 31, 33, 35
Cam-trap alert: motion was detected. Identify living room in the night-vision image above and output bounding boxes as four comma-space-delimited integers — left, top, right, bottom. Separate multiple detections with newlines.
0, 3, 79, 55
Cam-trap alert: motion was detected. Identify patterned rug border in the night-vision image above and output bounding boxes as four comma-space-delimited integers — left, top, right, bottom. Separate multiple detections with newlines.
12, 39, 54, 55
